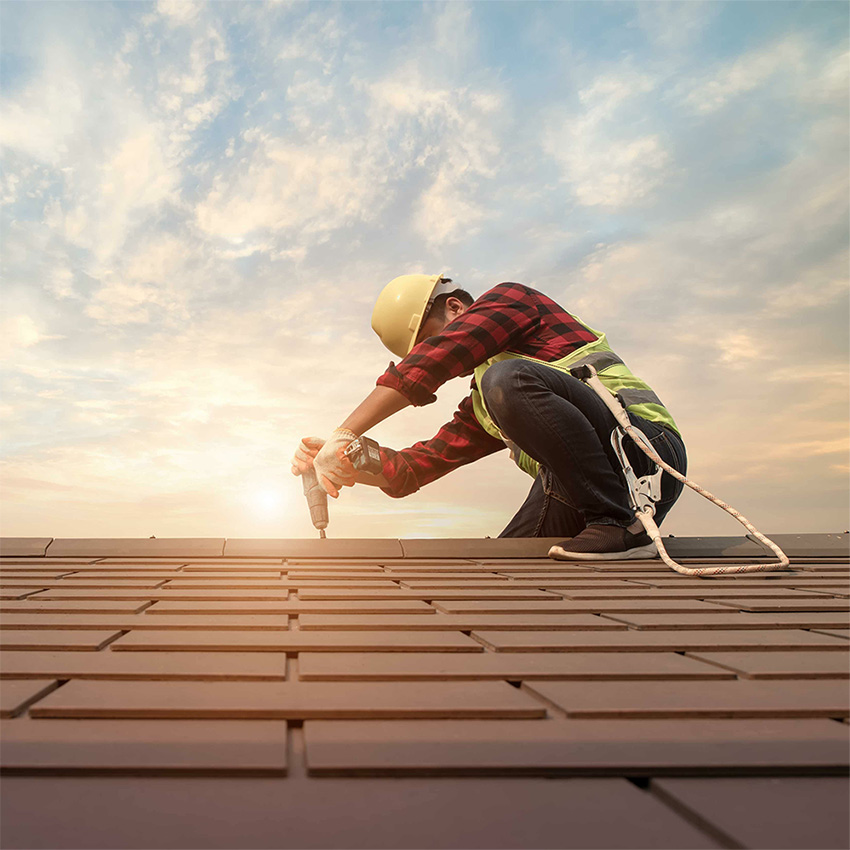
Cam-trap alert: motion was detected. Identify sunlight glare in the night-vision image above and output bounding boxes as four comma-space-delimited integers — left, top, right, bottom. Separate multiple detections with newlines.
249, 486, 290, 518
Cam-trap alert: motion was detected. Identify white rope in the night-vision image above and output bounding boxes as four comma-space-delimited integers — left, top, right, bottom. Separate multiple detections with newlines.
622, 422, 790, 576
580, 366, 791, 577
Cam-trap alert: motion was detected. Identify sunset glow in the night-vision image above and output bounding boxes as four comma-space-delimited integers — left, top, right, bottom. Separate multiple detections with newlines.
1, 1, 847, 539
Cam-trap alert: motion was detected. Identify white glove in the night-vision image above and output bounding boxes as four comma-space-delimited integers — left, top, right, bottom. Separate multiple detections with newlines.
291, 436, 324, 477
313, 428, 358, 498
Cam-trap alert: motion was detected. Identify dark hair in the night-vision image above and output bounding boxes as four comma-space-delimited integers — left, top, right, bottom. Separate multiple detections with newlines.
427, 288, 474, 322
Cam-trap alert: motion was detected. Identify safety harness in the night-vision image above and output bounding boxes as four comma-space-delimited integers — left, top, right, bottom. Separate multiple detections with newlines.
469, 315, 790, 576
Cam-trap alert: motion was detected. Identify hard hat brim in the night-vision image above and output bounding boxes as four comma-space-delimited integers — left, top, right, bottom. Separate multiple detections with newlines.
405, 273, 453, 355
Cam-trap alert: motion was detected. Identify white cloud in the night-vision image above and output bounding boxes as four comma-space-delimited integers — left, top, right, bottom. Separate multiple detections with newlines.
0, 46, 84, 164
46, 266, 76, 301
50, 126, 179, 270
431, 3, 475, 67
195, 136, 385, 241
156, 0, 203, 27
1, 2, 847, 539
0, 316, 65, 358
545, 72, 671, 207
576, 135, 669, 207
278, 12, 344, 69
765, 263, 849, 317
415, 168, 488, 246
365, 63, 503, 244
714, 330, 773, 369
634, 1, 717, 51
84, 278, 163, 326
682, 37, 805, 114
812, 49, 849, 104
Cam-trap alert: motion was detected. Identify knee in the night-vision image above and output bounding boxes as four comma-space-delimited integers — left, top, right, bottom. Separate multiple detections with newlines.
480, 359, 533, 416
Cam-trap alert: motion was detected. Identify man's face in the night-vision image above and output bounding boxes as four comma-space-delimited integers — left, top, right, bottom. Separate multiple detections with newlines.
414, 297, 466, 347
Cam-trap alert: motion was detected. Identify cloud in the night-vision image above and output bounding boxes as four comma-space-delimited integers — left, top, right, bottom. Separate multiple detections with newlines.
365, 63, 503, 244
634, 1, 717, 51
156, 0, 204, 27
0, 44, 84, 164
415, 169, 489, 246
431, 2, 475, 67
1, 1, 847, 539
714, 330, 770, 369
195, 135, 385, 241
0, 315, 65, 359
682, 37, 806, 114
544, 72, 671, 207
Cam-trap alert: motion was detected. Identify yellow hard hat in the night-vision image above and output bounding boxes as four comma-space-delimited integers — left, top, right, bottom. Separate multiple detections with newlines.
371, 273, 454, 358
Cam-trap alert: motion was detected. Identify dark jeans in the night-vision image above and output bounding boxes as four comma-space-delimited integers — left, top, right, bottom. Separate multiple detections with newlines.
477, 359, 688, 539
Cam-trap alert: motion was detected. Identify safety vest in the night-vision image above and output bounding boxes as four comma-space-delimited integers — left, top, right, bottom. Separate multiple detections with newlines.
471, 316, 680, 479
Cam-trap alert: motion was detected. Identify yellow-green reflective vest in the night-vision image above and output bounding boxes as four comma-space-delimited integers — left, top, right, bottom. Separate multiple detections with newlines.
471, 316, 680, 479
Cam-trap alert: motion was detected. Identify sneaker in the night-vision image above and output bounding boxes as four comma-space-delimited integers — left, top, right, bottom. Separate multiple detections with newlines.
548, 523, 658, 561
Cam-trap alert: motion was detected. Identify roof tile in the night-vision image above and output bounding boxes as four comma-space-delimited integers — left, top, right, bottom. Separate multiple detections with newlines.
652, 777, 850, 849
0, 717, 288, 773
0, 650, 287, 680
110, 629, 484, 653
522, 679, 850, 718
2, 534, 847, 849
47, 539, 226, 558
297, 651, 734, 681
0, 630, 122, 651
28, 679, 547, 720
474, 628, 850, 652
1, 680, 60, 717
298, 613, 627, 631
684, 650, 850, 679
304, 717, 850, 776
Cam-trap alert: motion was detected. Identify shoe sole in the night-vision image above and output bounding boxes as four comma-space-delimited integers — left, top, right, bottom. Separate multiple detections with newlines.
548, 543, 658, 561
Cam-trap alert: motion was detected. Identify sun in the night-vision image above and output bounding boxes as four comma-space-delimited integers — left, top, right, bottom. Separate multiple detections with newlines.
248, 486, 290, 517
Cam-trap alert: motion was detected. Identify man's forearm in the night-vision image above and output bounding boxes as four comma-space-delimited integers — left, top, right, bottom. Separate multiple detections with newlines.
354, 469, 389, 487
340, 386, 410, 435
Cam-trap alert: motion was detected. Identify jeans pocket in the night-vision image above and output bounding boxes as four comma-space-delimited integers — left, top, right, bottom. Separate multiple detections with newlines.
628, 429, 670, 478
648, 428, 671, 449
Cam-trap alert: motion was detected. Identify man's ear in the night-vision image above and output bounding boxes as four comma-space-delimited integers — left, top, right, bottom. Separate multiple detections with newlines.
446, 296, 467, 317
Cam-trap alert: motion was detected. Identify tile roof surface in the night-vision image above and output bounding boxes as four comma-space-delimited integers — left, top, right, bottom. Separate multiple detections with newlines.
0, 533, 848, 850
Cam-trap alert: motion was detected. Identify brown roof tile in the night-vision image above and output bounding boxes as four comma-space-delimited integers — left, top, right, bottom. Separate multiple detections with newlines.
304, 717, 850, 776
522, 679, 850, 718
1, 533, 848, 849
297, 651, 735, 681
0, 717, 288, 774
652, 776, 850, 849
29, 679, 547, 720
684, 650, 850, 679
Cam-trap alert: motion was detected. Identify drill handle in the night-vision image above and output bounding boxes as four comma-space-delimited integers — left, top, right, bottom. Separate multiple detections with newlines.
302, 466, 329, 531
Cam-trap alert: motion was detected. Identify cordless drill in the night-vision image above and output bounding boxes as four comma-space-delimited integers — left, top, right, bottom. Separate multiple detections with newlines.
301, 466, 329, 539
302, 436, 383, 538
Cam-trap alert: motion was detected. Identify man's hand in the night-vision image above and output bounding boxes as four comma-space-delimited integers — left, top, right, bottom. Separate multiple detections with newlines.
313, 429, 357, 498
291, 436, 325, 477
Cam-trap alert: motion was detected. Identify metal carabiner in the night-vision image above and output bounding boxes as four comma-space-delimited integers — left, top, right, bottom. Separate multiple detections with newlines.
610, 426, 663, 516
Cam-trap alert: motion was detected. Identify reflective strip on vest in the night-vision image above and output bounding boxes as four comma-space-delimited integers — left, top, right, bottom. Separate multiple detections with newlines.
617, 388, 663, 407
571, 350, 624, 372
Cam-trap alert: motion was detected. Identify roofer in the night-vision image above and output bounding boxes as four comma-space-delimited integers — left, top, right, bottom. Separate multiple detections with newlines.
291, 274, 687, 560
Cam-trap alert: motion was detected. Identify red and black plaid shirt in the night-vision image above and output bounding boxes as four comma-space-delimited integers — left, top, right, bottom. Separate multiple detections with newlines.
376, 282, 599, 497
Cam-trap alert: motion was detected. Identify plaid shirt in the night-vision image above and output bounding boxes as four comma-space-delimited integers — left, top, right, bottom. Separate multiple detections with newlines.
376, 282, 599, 497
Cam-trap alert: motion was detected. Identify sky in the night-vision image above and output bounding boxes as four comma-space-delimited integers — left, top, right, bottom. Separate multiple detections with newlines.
1, 0, 848, 542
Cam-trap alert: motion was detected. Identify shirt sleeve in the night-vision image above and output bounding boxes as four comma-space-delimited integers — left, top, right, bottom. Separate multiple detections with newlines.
378, 393, 506, 498
375, 282, 541, 406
